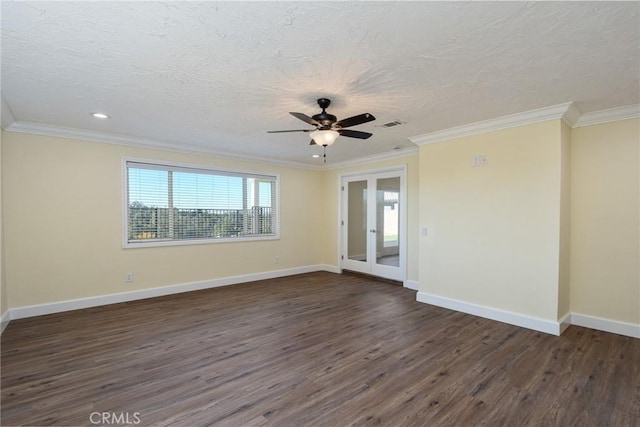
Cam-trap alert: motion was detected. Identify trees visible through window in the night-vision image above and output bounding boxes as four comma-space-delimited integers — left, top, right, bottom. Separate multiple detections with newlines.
125, 160, 278, 246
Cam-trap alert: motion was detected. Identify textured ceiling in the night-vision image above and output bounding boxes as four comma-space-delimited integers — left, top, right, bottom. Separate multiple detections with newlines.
2, 1, 639, 166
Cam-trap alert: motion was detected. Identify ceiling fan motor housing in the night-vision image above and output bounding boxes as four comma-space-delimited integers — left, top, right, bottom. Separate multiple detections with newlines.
313, 98, 337, 128
312, 112, 337, 128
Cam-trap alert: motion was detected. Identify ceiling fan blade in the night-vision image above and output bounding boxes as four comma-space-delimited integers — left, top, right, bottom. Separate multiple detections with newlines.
290, 112, 320, 126
338, 129, 373, 139
335, 113, 375, 128
267, 129, 313, 133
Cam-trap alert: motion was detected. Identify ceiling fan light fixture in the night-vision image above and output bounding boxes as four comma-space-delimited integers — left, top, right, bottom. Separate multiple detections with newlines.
310, 129, 339, 146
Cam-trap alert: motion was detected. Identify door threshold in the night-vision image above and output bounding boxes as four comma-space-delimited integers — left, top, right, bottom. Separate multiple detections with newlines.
342, 269, 403, 286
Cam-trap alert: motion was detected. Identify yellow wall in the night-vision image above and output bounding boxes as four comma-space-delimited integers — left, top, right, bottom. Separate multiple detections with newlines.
418, 121, 564, 321
558, 121, 571, 318
570, 119, 639, 324
0, 131, 6, 319
2, 132, 324, 308
2, 117, 637, 332
321, 153, 420, 282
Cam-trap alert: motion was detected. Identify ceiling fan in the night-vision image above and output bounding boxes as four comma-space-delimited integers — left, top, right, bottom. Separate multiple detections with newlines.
268, 98, 375, 162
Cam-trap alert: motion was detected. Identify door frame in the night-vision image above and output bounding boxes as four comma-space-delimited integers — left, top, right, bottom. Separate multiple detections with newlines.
338, 166, 407, 281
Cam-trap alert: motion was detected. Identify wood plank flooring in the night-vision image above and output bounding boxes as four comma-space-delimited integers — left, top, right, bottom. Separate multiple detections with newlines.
2, 272, 639, 426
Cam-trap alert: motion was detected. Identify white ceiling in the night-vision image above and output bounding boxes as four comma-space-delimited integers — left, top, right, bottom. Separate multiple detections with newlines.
2, 1, 639, 166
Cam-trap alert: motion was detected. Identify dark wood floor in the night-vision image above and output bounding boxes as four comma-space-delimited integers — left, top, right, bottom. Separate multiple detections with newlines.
2, 272, 639, 426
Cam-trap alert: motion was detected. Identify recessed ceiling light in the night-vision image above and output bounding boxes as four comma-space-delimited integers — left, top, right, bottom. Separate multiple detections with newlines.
312, 154, 321, 158
91, 112, 109, 119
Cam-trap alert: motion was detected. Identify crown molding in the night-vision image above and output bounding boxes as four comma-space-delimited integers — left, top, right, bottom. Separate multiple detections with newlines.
324, 145, 419, 170
4, 120, 416, 171
4, 121, 323, 171
562, 102, 582, 127
4, 102, 637, 168
409, 102, 639, 145
574, 104, 640, 127
1, 96, 16, 130
409, 102, 577, 145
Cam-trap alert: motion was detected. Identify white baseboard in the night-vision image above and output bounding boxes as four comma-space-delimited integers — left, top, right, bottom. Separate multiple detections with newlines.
570, 312, 640, 339
0, 310, 10, 335
9, 265, 330, 321
6, 270, 638, 341
558, 312, 572, 335
403, 280, 419, 291
321, 264, 342, 274
416, 291, 563, 335
416, 292, 640, 338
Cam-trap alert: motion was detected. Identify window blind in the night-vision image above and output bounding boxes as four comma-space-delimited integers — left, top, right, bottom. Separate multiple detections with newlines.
126, 161, 278, 245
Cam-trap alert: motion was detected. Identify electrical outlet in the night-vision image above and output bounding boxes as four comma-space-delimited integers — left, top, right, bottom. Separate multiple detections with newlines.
274, 256, 280, 264
472, 154, 488, 167
125, 273, 134, 283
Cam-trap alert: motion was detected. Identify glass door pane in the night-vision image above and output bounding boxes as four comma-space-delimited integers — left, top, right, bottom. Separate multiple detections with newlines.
347, 180, 368, 262
375, 177, 400, 267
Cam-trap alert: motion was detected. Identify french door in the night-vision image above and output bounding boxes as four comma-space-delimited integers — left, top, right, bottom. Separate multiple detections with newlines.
341, 169, 406, 281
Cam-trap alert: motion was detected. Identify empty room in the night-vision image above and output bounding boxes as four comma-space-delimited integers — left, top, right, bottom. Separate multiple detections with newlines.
1, 1, 638, 426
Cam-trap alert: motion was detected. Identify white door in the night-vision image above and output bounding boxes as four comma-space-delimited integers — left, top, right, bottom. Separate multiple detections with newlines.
341, 169, 405, 281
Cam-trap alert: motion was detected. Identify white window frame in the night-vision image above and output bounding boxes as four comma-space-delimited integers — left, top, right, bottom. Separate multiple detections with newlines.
122, 157, 280, 248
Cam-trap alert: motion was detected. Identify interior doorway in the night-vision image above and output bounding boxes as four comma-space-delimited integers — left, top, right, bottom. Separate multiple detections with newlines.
340, 168, 406, 281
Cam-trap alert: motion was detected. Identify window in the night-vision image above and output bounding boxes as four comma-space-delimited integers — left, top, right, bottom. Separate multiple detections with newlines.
382, 191, 399, 248
124, 159, 278, 247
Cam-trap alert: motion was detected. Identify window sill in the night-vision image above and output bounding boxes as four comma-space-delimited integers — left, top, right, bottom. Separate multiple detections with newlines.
123, 234, 280, 249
